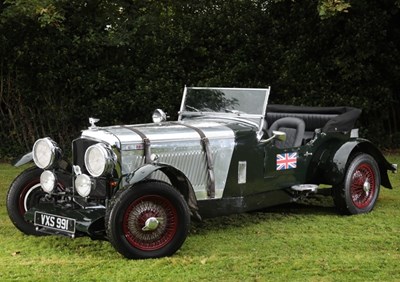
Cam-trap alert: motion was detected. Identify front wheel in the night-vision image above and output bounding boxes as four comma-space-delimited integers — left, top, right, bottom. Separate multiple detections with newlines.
7, 167, 48, 235
106, 181, 190, 259
333, 153, 381, 215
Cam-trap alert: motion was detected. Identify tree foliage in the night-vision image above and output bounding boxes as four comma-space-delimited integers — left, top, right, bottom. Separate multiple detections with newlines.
318, 0, 351, 19
1, 0, 399, 159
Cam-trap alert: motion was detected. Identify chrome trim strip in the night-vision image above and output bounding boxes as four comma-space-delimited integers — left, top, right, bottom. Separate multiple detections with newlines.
187, 86, 271, 91
238, 161, 247, 184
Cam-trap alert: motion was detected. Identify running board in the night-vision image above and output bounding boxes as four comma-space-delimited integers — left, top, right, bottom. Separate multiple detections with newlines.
291, 184, 318, 193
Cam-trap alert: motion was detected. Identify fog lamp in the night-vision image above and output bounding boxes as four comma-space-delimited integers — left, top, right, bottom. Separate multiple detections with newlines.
75, 174, 92, 197
40, 170, 56, 193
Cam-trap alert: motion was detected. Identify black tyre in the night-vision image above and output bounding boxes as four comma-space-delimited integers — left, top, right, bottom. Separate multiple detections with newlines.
106, 181, 190, 259
333, 153, 381, 215
7, 167, 48, 235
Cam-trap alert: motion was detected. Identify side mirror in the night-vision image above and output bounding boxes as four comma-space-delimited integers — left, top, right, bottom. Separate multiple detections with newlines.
152, 109, 168, 123
260, 130, 287, 144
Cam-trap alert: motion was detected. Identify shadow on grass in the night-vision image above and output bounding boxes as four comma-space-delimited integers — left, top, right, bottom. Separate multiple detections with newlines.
9, 194, 338, 259
190, 194, 338, 235
267, 193, 337, 214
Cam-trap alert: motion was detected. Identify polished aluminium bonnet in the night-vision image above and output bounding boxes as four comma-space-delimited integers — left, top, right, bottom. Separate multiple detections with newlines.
81, 120, 235, 200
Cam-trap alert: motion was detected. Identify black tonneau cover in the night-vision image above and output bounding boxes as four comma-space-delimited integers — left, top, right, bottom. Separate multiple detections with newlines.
266, 104, 362, 133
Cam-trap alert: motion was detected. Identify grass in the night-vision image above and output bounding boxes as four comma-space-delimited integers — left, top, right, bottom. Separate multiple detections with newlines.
0, 154, 399, 281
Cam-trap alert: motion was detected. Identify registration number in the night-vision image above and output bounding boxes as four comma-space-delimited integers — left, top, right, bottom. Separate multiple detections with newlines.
34, 212, 76, 234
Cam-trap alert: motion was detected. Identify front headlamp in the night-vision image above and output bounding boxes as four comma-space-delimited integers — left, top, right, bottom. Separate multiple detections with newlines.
84, 143, 116, 177
32, 137, 62, 169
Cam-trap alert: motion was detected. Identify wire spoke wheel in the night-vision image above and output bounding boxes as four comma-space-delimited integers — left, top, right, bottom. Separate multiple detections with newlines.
333, 153, 381, 215
350, 164, 376, 209
107, 181, 190, 259
123, 195, 178, 251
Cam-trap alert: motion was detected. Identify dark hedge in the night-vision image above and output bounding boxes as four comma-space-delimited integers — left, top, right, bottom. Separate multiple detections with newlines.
1, 0, 399, 159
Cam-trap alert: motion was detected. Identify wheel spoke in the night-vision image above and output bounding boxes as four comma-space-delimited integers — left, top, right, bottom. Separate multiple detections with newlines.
350, 163, 376, 209
123, 195, 178, 251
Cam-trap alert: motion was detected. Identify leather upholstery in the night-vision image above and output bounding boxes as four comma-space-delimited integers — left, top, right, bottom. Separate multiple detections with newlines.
266, 112, 337, 132
268, 117, 305, 148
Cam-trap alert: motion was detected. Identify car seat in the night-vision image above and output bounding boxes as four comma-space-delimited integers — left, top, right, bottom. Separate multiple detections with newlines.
268, 117, 305, 148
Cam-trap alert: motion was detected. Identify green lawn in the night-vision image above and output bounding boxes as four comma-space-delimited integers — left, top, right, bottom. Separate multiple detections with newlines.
0, 155, 399, 281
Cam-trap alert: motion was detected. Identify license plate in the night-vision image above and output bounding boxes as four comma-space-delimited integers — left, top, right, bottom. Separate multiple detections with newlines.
34, 212, 76, 234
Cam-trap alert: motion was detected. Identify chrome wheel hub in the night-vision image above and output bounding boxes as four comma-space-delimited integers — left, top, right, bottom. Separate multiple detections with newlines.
363, 180, 371, 193
142, 217, 162, 231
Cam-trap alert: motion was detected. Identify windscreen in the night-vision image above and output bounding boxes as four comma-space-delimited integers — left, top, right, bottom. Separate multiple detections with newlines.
183, 88, 269, 116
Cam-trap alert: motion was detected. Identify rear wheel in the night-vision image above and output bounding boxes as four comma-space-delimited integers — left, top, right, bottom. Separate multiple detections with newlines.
106, 181, 190, 259
333, 153, 381, 214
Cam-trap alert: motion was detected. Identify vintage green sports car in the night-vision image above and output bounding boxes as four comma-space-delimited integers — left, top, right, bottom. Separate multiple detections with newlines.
7, 87, 397, 259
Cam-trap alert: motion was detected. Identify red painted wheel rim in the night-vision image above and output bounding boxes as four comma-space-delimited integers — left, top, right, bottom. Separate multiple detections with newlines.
122, 195, 178, 251
18, 179, 64, 216
350, 163, 376, 209
18, 180, 41, 216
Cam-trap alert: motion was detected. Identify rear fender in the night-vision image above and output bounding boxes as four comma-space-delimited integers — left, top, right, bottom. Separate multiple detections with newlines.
325, 139, 395, 189
124, 163, 200, 220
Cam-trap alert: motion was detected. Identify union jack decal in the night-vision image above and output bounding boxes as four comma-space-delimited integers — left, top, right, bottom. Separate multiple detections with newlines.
276, 152, 298, 170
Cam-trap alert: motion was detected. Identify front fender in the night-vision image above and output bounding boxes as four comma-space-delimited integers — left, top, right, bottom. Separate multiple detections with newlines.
124, 163, 201, 220
324, 139, 395, 188
12, 152, 72, 173
12, 152, 33, 167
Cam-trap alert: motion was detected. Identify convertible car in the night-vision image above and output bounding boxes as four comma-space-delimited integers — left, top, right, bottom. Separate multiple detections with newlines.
7, 87, 397, 259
